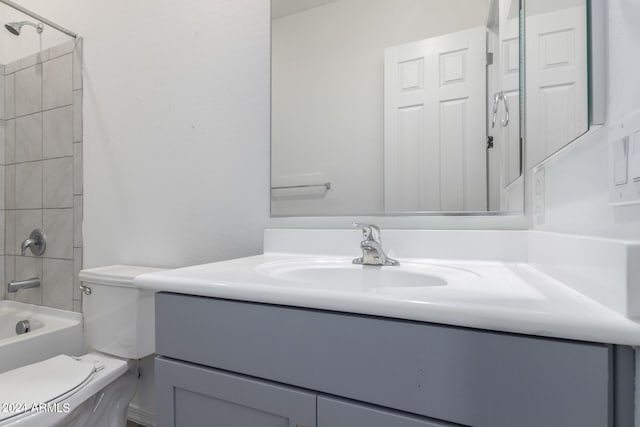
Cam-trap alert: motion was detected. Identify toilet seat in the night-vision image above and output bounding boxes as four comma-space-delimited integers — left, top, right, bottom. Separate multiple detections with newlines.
0, 355, 98, 422
0, 353, 130, 427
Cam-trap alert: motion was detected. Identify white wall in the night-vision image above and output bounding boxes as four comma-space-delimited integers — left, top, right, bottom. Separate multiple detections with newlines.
271, 0, 488, 216
0, 0, 271, 423
0, 0, 271, 268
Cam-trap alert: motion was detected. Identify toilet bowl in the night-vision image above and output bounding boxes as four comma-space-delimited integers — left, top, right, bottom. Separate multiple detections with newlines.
0, 265, 164, 427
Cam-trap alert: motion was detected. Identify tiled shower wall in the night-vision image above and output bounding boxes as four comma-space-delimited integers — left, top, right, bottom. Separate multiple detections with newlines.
0, 40, 83, 311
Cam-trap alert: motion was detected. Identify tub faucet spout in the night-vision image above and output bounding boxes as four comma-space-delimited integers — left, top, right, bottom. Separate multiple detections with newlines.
7, 278, 40, 293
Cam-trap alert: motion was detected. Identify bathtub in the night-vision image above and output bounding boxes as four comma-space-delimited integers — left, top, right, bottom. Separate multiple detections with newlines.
0, 300, 83, 374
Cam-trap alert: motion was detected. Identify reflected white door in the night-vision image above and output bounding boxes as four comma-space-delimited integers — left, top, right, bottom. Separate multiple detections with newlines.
526, 5, 588, 168
384, 27, 487, 212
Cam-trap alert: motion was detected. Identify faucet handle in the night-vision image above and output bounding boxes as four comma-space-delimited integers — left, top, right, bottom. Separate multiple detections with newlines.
21, 229, 46, 256
352, 223, 381, 241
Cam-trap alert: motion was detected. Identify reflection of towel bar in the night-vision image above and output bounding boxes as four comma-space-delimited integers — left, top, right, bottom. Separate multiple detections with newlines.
271, 182, 331, 191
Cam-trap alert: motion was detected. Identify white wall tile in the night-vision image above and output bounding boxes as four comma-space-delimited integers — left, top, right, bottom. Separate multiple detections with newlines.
43, 55, 72, 110
15, 162, 42, 209
72, 39, 82, 91
0, 256, 5, 300
73, 195, 82, 247
0, 165, 5, 210
5, 119, 15, 165
72, 90, 82, 142
5, 164, 15, 210
73, 247, 82, 300
15, 64, 42, 116
44, 106, 73, 159
43, 258, 74, 310
5, 60, 19, 75
0, 74, 5, 121
15, 113, 43, 163
73, 143, 82, 195
5, 210, 15, 256
47, 41, 75, 60
43, 209, 73, 259
4, 73, 14, 119
5, 256, 15, 290
0, 120, 6, 165
0, 211, 5, 256
43, 157, 73, 208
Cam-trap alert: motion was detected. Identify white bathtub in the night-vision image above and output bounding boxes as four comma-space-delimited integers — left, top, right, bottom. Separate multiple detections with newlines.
0, 300, 83, 374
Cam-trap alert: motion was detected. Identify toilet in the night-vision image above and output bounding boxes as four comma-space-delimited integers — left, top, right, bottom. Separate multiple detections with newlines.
0, 265, 164, 427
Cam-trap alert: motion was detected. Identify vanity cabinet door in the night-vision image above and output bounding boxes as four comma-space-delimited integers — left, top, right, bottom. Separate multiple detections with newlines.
155, 357, 317, 427
317, 396, 466, 427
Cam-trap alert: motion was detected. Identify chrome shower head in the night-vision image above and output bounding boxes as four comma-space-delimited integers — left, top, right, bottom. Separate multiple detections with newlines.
4, 21, 43, 36
4, 22, 19, 35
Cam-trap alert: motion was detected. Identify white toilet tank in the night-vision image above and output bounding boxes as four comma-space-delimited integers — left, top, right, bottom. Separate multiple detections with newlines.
78, 265, 165, 359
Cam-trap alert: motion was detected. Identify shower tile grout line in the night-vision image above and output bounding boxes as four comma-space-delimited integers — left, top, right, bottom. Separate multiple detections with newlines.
7, 154, 74, 167
3, 101, 73, 121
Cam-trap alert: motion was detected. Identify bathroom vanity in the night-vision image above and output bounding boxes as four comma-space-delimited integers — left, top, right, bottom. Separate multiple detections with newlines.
138, 228, 640, 427
153, 294, 631, 427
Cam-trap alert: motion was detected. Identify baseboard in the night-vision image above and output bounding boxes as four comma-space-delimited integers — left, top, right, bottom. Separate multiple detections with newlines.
128, 404, 154, 427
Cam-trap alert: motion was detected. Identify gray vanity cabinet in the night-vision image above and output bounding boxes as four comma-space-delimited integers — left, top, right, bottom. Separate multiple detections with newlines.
156, 357, 457, 427
155, 357, 317, 427
155, 293, 633, 427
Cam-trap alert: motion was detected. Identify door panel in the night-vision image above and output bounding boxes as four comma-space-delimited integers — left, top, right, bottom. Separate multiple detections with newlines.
384, 27, 487, 212
526, 5, 588, 168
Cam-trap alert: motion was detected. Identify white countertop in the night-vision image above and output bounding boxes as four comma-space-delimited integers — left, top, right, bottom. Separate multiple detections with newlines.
135, 253, 640, 346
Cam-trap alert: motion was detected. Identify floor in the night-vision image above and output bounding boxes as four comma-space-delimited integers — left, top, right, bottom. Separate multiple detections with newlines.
126, 421, 144, 427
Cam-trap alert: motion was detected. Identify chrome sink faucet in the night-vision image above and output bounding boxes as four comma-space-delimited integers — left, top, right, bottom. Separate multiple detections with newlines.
352, 223, 399, 266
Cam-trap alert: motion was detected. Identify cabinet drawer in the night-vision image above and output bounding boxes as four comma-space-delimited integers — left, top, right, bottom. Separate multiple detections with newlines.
318, 396, 464, 427
155, 357, 316, 427
156, 294, 612, 427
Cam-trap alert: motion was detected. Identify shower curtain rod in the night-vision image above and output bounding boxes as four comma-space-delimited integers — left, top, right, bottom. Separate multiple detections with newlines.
0, 0, 77, 38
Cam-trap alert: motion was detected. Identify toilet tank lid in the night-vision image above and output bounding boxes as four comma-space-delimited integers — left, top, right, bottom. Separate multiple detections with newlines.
79, 265, 166, 288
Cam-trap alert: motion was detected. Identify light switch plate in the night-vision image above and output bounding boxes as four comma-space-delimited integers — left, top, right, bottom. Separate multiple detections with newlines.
612, 136, 629, 186
609, 115, 640, 206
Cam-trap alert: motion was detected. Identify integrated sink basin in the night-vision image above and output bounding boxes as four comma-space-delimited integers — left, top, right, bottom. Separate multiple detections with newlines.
133, 228, 640, 346
255, 258, 479, 291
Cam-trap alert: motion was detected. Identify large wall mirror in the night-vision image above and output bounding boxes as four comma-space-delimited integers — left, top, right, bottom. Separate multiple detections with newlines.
270, 0, 590, 218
